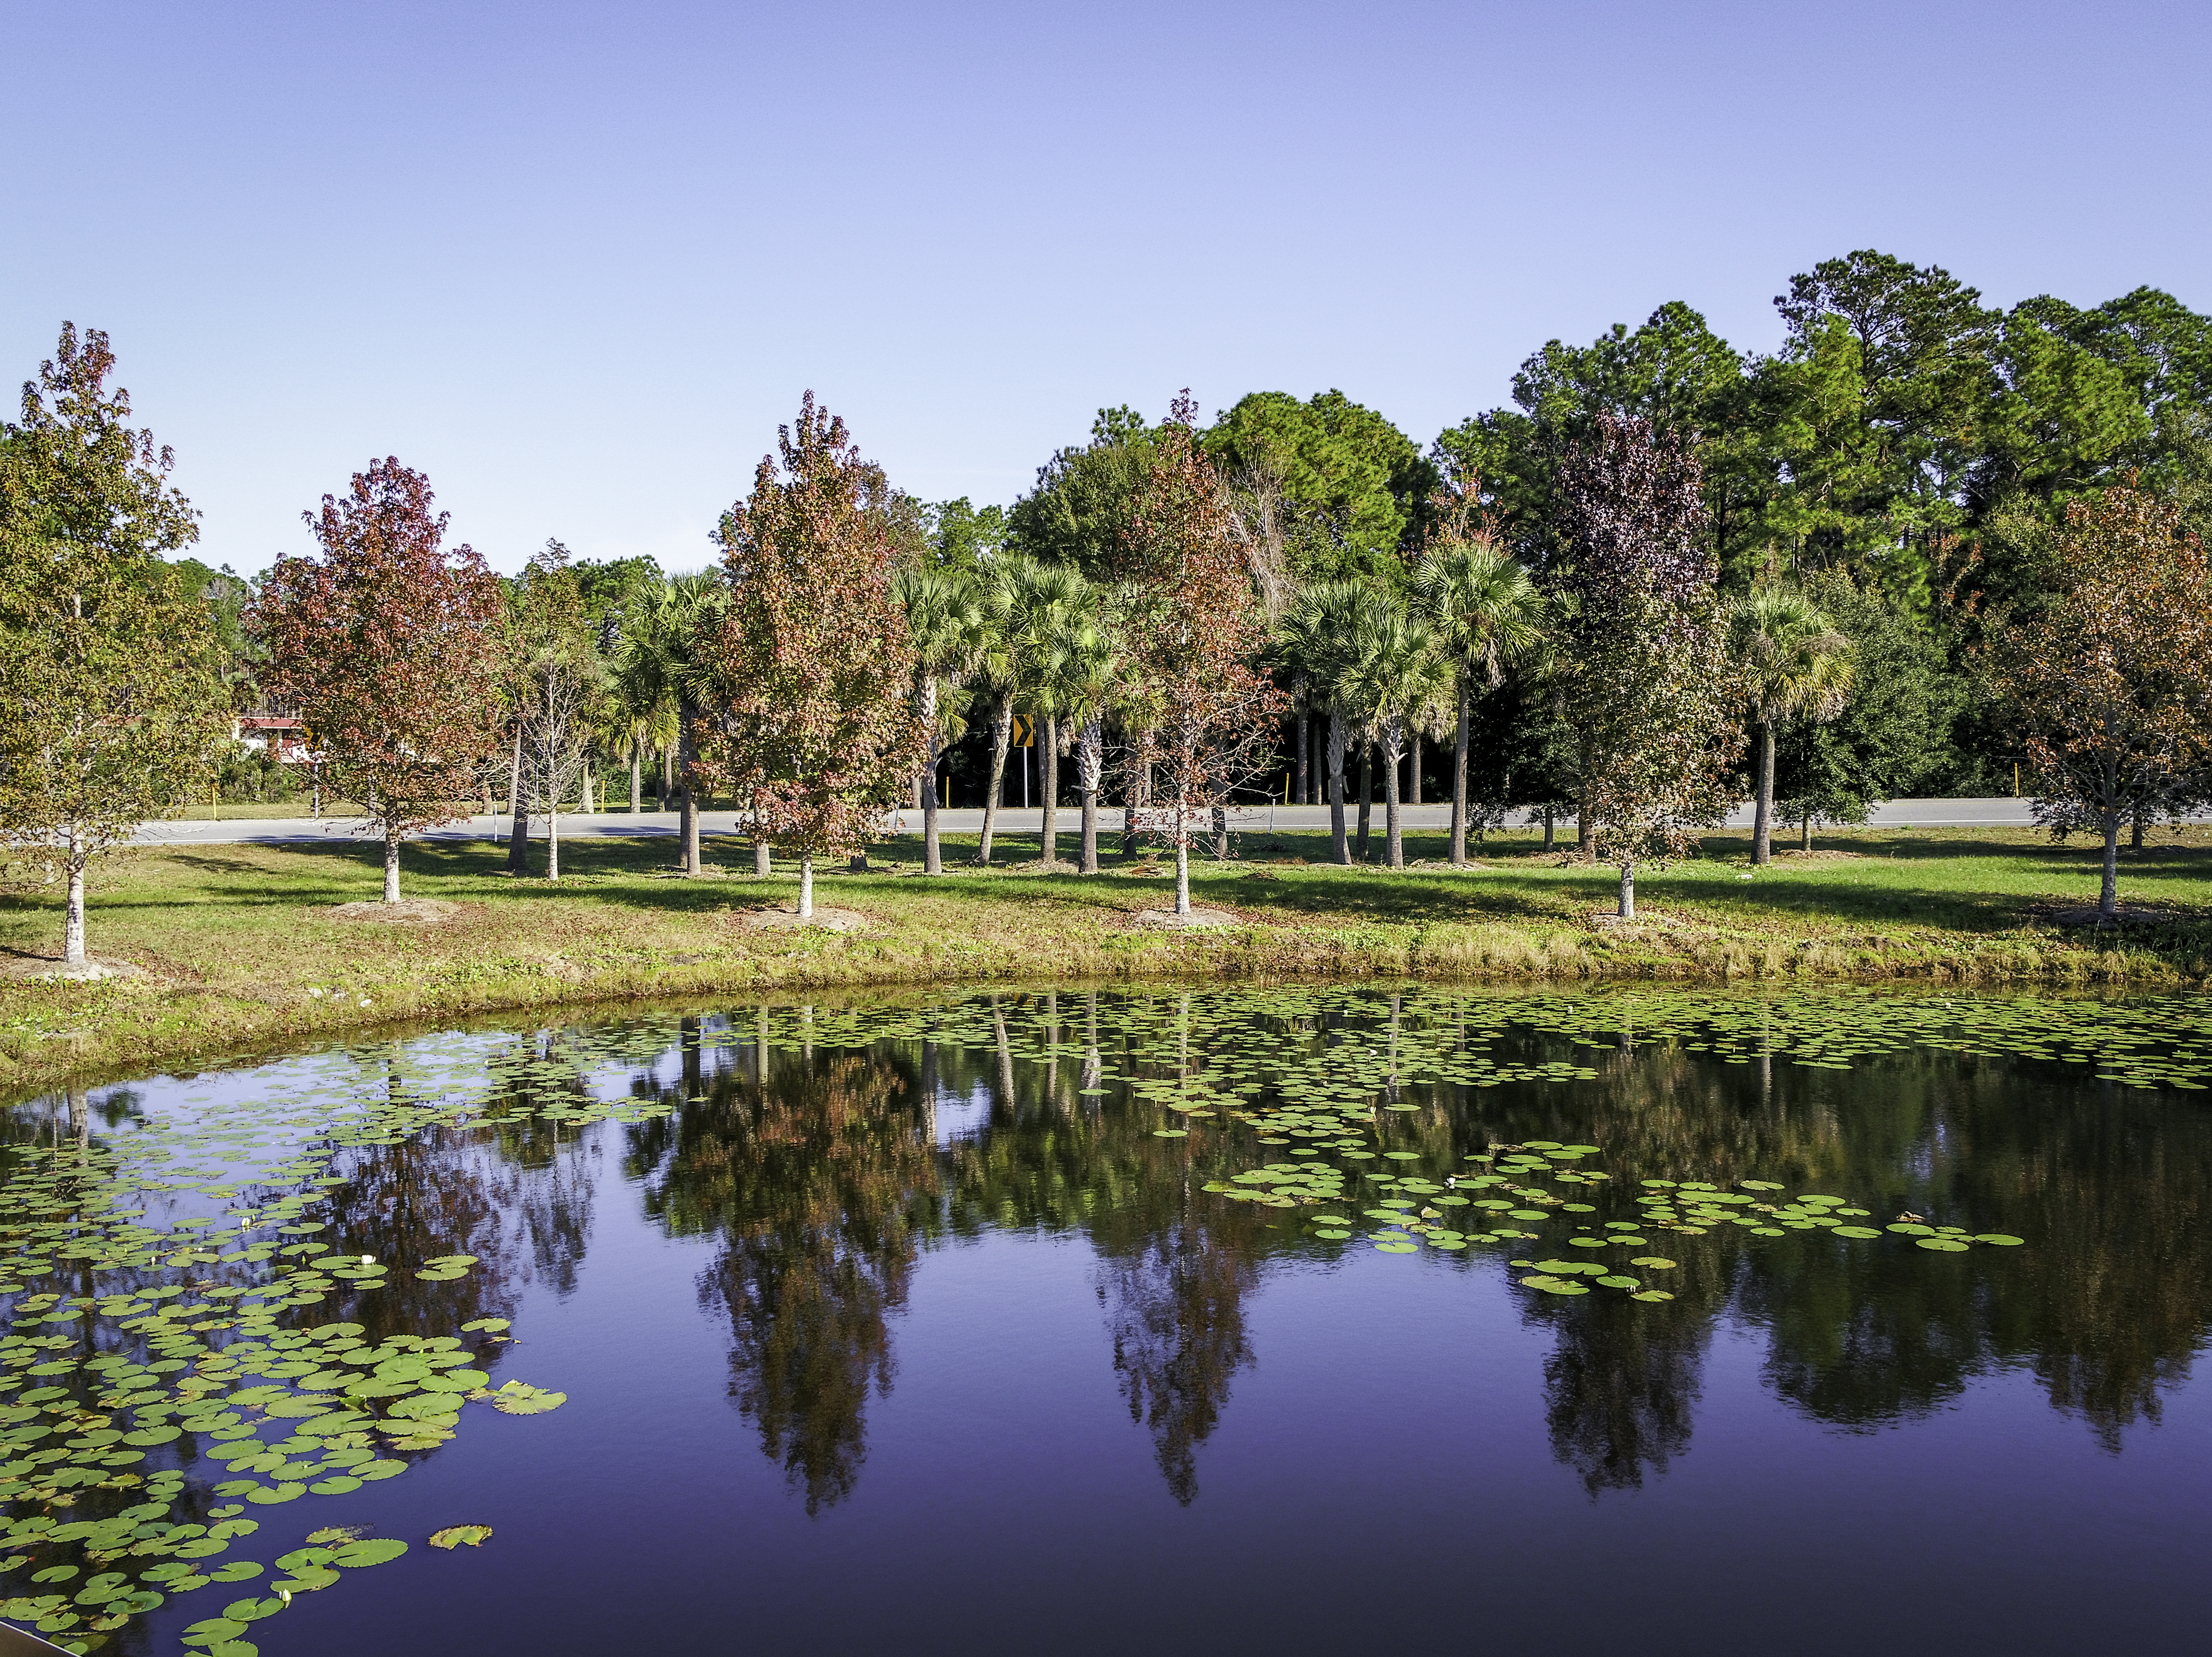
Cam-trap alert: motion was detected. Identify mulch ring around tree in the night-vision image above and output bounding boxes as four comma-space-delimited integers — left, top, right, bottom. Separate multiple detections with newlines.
739, 905, 869, 934
326, 898, 477, 926
1587, 908, 1701, 935
0, 948, 146, 983
1132, 906, 1242, 930
2038, 901, 2200, 929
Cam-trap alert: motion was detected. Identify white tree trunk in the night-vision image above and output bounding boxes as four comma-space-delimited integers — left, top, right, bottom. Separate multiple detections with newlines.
630, 754, 641, 813
1175, 840, 1191, 915
384, 832, 401, 903
548, 805, 561, 880
1618, 858, 1635, 919
64, 828, 87, 966
798, 851, 814, 920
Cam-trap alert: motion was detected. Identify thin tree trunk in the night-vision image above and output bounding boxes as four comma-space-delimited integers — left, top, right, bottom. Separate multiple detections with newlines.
1801, 809, 1812, 852
679, 695, 702, 876
1408, 730, 1421, 808
1295, 698, 1310, 806
547, 803, 561, 880
1450, 676, 1470, 866
1124, 751, 1153, 859
924, 760, 943, 875
1383, 718, 1406, 868
630, 753, 641, 813
506, 800, 530, 873
1327, 709, 1349, 865
920, 678, 943, 876
977, 696, 1013, 865
1212, 803, 1229, 861
1040, 713, 1060, 866
1355, 743, 1373, 861
2102, 814, 2121, 919
1752, 718, 1774, 865
1542, 803, 1555, 852
798, 851, 815, 920
384, 830, 402, 903
63, 835, 86, 966
1618, 857, 1635, 919
507, 725, 522, 817
1175, 840, 1191, 915
1077, 715, 1103, 875
754, 824, 771, 877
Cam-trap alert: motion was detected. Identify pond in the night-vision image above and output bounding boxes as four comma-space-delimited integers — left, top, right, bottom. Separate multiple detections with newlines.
3, 985, 2212, 1657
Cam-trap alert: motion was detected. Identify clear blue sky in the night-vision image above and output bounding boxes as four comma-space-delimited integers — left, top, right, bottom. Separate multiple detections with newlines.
4, 0, 2205, 575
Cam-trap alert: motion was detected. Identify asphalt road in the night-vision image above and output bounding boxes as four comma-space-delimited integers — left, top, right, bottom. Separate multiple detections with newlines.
136, 797, 2051, 847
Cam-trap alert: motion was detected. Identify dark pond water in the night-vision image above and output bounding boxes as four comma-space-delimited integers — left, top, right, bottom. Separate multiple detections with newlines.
5, 985, 2212, 1657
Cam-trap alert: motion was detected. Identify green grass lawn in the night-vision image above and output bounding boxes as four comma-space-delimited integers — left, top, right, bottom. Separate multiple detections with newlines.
5, 820, 2210, 1094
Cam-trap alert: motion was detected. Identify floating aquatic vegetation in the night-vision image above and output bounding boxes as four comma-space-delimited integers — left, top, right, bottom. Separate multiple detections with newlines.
426, 1525, 490, 1551
0, 1045, 658, 1654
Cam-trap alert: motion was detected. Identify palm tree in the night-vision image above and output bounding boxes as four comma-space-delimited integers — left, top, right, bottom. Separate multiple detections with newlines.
1339, 598, 1452, 868
611, 573, 725, 875
1413, 534, 1544, 866
972, 556, 1088, 867
1279, 581, 1370, 865
1039, 604, 1123, 874
896, 564, 988, 875
1729, 586, 1853, 865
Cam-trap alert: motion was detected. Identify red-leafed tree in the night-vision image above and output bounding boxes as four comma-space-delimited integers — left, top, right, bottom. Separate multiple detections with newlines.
1119, 397, 1285, 916
253, 459, 506, 901
697, 394, 927, 920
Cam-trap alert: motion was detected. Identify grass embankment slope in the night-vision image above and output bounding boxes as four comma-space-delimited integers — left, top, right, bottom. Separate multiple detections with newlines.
5, 823, 2212, 1093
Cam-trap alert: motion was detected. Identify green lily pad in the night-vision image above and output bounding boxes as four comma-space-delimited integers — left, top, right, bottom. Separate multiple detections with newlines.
428, 1525, 493, 1550
328, 1538, 408, 1568
1916, 1238, 1970, 1252
1974, 1234, 2025, 1246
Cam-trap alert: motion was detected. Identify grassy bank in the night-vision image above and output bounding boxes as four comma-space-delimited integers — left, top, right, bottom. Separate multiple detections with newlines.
6, 821, 2212, 1094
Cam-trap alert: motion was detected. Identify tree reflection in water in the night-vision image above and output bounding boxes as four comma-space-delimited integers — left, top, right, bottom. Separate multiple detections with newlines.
633, 1018, 936, 1514
591, 989, 2212, 1508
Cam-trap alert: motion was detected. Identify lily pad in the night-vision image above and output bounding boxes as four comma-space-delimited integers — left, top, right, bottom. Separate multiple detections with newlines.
327, 1538, 408, 1568
428, 1525, 494, 1550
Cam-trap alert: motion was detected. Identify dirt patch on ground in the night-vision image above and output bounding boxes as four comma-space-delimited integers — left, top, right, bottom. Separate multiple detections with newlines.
1767, 849, 1868, 864
738, 905, 870, 934
1132, 906, 1242, 930
2040, 902, 2198, 929
1587, 909, 1701, 935
327, 899, 475, 926
0, 950, 145, 982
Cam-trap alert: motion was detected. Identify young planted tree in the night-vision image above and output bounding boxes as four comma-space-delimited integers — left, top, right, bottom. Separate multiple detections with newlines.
255, 459, 505, 901
1119, 404, 1284, 915
0, 325, 231, 968
1553, 416, 1742, 916
1728, 586, 1853, 863
1984, 484, 2212, 920
698, 394, 927, 919
1412, 520, 1544, 866
509, 544, 609, 880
